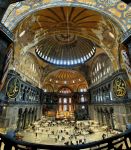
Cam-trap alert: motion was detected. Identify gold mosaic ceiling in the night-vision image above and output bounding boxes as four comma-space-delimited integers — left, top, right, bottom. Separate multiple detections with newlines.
9, 5, 127, 88
14, 6, 121, 67
2, 0, 130, 31
15, 6, 118, 45
44, 69, 88, 89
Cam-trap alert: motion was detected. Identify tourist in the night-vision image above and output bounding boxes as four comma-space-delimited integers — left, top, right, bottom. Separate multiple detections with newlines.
55, 138, 57, 143
76, 140, 78, 145
84, 138, 86, 143
35, 132, 37, 138
102, 133, 106, 139
70, 141, 74, 145
57, 135, 59, 139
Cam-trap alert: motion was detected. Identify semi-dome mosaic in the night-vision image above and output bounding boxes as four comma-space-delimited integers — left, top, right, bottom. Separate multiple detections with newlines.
44, 69, 87, 85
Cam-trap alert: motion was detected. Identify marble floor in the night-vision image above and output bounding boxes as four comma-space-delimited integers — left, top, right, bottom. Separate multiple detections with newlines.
17, 120, 120, 146
21, 128, 114, 145
0, 119, 126, 150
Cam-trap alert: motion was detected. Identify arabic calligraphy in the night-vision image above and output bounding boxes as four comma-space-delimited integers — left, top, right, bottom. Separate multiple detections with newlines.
113, 77, 126, 97
6, 77, 20, 99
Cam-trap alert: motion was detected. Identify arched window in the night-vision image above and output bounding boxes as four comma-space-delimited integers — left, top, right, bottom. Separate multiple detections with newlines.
43, 84, 54, 92
82, 106, 85, 109
63, 98, 67, 103
77, 84, 88, 92
81, 95, 85, 102
91, 53, 113, 84
57, 87, 73, 119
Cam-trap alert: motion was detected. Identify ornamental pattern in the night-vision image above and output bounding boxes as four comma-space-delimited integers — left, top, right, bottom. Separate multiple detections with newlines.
1, 0, 131, 31
95, 0, 119, 7
113, 77, 126, 97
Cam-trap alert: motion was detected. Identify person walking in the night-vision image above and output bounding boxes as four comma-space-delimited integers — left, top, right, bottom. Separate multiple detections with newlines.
102, 133, 106, 139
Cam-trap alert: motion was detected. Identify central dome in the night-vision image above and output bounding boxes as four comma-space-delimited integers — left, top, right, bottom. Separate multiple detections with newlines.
35, 34, 96, 66
14, 6, 119, 67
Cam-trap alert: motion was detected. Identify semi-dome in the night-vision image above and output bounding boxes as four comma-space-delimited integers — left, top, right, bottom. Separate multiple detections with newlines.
44, 69, 88, 86
13, 6, 117, 67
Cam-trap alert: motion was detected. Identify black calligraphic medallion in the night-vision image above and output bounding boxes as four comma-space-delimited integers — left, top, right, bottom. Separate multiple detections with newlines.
6, 77, 20, 99
113, 77, 126, 97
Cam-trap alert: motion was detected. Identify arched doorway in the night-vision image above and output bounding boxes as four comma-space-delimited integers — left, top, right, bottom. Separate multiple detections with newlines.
17, 108, 23, 131
28, 108, 32, 126
22, 108, 28, 129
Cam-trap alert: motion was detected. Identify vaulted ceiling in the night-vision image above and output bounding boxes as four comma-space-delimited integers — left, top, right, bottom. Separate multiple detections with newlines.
14, 6, 120, 51
13, 6, 121, 69
2, 1, 130, 89
43, 69, 88, 92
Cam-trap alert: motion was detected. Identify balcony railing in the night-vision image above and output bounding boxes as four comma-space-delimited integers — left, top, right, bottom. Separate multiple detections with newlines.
0, 129, 131, 150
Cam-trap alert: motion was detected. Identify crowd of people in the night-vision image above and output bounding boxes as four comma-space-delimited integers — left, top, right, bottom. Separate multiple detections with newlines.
28, 117, 107, 145
15, 117, 120, 145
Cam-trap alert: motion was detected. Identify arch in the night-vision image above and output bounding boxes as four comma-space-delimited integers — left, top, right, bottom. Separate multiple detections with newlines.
104, 107, 109, 114
28, 108, 32, 125
3, 1, 128, 32
43, 68, 87, 82
30, 108, 34, 124
97, 107, 100, 112
16, 52, 41, 88
20, 52, 40, 71
32, 107, 36, 123
77, 84, 88, 92
99, 107, 104, 125
24, 108, 28, 128
110, 107, 114, 113
91, 53, 114, 84
17, 108, 23, 130
11, 5, 124, 64
34, 108, 37, 121
42, 84, 54, 92
58, 86, 73, 93
18, 108, 23, 114
43, 69, 88, 88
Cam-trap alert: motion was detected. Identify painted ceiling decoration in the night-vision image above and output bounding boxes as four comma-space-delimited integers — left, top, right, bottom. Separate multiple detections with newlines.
2, 0, 131, 31
44, 69, 88, 86
10, 6, 123, 69
1, 0, 130, 89
42, 69, 88, 92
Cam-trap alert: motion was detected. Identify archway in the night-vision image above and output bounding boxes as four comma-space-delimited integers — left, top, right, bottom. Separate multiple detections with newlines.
28, 108, 32, 126
17, 108, 23, 131
22, 108, 28, 129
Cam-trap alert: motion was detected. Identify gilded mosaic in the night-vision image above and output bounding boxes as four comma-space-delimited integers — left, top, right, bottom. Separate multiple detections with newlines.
2, 0, 131, 31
